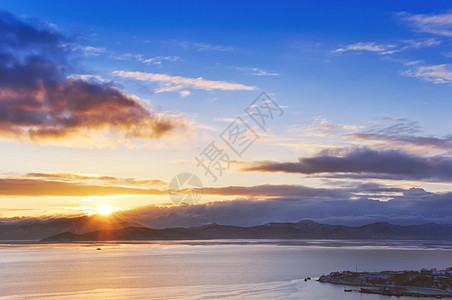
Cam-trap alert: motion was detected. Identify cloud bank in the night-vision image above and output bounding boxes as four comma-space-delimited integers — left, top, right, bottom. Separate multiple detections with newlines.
119, 188, 452, 227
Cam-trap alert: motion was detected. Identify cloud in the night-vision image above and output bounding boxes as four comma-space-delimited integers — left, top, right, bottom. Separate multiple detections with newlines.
0, 173, 398, 200
236, 67, 280, 76
242, 148, 452, 182
194, 43, 235, 51
335, 42, 397, 55
350, 123, 452, 152
119, 188, 452, 227
2, 173, 452, 227
113, 70, 255, 93
0, 178, 167, 197
403, 64, 452, 84
27, 172, 117, 181
112, 53, 179, 65
179, 41, 236, 52
0, 12, 185, 146
4, 187, 452, 226
334, 39, 439, 56
251, 68, 280, 76
138, 55, 179, 65
68, 74, 110, 83
179, 90, 191, 97
401, 38, 441, 49
26, 172, 167, 186
289, 117, 452, 154
62, 44, 106, 56
203, 184, 354, 199
399, 12, 452, 37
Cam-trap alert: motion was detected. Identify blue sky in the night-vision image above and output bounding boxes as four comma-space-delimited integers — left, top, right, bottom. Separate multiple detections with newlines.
3, 0, 449, 125
0, 1, 452, 225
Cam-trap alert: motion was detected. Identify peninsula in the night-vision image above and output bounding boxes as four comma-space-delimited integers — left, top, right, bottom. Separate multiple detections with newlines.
319, 268, 452, 298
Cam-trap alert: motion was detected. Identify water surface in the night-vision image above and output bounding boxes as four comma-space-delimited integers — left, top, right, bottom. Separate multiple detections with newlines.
1, 240, 452, 299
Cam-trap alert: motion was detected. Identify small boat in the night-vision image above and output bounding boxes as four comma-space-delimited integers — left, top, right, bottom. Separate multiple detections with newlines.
344, 289, 352, 292
304, 278, 308, 281
96, 248, 102, 250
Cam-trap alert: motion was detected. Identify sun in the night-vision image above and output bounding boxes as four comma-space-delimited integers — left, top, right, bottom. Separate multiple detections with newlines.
96, 204, 115, 215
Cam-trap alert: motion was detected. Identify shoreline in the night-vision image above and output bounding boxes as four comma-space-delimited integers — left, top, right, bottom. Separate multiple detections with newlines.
320, 280, 451, 298
319, 269, 452, 298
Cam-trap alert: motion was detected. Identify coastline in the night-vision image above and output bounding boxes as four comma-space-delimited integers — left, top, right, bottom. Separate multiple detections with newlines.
319, 270, 452, 298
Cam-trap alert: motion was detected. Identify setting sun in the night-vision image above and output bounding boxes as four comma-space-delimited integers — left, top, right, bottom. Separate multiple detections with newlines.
97, 204, 115, 215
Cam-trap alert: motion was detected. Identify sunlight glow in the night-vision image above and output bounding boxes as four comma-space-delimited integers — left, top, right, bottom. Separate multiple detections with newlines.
96, 204, 115, 215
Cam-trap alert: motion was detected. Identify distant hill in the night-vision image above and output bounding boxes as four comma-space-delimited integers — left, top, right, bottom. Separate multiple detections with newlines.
42, 220, 452, 242
0, 216, 137, 240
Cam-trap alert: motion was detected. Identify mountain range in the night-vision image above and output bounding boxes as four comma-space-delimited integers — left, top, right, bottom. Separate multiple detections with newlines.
39, 220, 452, 242
0, 215, 137, 240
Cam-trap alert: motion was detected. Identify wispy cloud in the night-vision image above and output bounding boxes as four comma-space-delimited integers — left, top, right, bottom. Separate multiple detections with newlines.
61, 43, 106, 56
401, 38, 441, 49
111, 53, 180, 65
288, 117, 452, 155
399, 12, 452, 37
113, 70, 256, 93
403, 64, 452, 84
68, 74, 110, 83
180, 41, 236, 52
350, 120, 452, 152
26, 172, 167, 186
335, 42, 398, 55
335, 39, 440, 56
251, 68, 280, 76
236, 67, 280, 76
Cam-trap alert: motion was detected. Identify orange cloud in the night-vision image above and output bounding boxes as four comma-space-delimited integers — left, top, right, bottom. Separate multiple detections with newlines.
27, 172, 167, 186
0, 178, 166, 197
0, 12, 186, 147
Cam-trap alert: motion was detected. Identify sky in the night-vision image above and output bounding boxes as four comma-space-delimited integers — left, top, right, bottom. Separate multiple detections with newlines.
0, 0, 452, 226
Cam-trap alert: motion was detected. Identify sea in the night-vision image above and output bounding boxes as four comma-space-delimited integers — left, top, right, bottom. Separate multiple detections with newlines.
1, 239, 452, 299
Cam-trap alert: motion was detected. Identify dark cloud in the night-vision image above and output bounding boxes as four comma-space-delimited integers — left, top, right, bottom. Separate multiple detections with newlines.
0, 12, 185, 145
1, 174, 451, 227
242, 148, 452, 182
203, 184, 352, 198
118, 188, 452, 228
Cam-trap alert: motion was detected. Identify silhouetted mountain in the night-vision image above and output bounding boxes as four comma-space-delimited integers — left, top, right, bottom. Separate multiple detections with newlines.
42, 220, 452, 242
0, 215, 137, 240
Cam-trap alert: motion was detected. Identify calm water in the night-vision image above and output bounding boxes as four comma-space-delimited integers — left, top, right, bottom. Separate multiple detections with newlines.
1, 240, 452, 299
